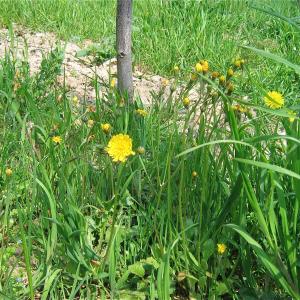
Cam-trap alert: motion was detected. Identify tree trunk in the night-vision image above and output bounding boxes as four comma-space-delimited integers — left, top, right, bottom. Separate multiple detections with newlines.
116, 0, 133, 100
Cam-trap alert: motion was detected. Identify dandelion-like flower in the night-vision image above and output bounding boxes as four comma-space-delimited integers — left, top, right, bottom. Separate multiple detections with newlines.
217, 243, 227, 255
110, 78, 116, 88
219, 75, 226, 85
227, 68, 234, 77
195, 63, 203, 73
161, 78, 169, 87
232, 104, 248, 113
211, 71, 220, 80
264, 91, 284, 109
5, 168, 13, 177
105, 134, 135, 163
174, 65, 180, 73
183, 97, 190, 108
137, 146, 145, 155
72, 96, 79, 107
288, 110, 297, 123
200, 60, 209, 72
101, 123, 111, 133
234, 60, 241, 68
87, 119, 95, 128
136, 109, 148, 117
52, 136, 62, 144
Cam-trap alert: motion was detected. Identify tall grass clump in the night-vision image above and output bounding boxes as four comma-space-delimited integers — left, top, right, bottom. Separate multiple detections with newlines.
1, 12, 300, 300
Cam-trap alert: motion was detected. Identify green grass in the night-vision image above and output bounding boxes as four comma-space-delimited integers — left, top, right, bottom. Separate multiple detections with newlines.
0, 0, 299, 75
1, 1, 300, 299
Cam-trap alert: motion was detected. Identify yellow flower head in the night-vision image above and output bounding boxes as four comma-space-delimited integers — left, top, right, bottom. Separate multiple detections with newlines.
200, 60, 209, 72
234, 60, 242, 68
105, 134, 135, 163
110, 78, 116, 88
227, 83, 234, 93
161, 78, 169, 87
5, 168, 13, 177
217, 243, 227, 255
264, 91, 284, 109
72, 96, 79, 107
211, 71, 220, 80
183, 97, 190, 108
173, 65, 180, 73
195, 63, 203, 73
136, 109, 148, 117
137, 146, 145, 155
232, 104, 248, 113
190, 73, 198, 81
192, 171, 198, 178
227, 68, 234, 77
219, 75, 226, 85
87, 119, 95, 128
52, 136, 62, 144
288, 110, 297, 123
101, 123, 111, 133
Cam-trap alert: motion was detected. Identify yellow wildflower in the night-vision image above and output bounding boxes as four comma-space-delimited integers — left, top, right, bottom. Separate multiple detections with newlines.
288, 110, 297, 123
87, 119, 95, 128
232, 104, 248, 113
105, 134, 135, 163
183, 97, 190, 108
174, 65, 180, 73
72, 96, 79, 107
52, 136, 62, 144
192, 171, 198, 178
195, 63, 203, 73
217, 243, 227, 255
234, 60, 241, 68
161, 78, 169, 87
227, 68, 234, 77
211, 71, 220, 80
110, 78, 116, 88
219, 75, 226, 85
101, 123, 111, 134
5, 168, 13, 177
264, 91, 284, 109
200, 60, 209, 72
136, 109, 148, 117
137, 146, 145, 155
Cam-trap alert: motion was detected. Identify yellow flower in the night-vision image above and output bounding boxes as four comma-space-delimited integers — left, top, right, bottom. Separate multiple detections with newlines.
288, 110, 297, 123
195, 63, 203, 73
174, 65, 180, 73
137, 146, 145, 155
72, 96, 80, 108
52, 136, 62, 144
232, 104, 248, 113
101, 123, 111, 133
200, 60, 209, 72
234, 60, 241, 68
161, 78, 169, 87
192, 171, 198, 178
227, 68, 234, 77
105, 134, 135, 162
110, 78, 116, 88
217, 243, 227, 255
87, 119, 95, 128
136, 109, 148, 117
183, 97, 190, 108
211, 71, 220, 80
219, 75, 226, 85
5, 168, 13, 177
190, 73, 198, 81
227, 83, 234, 93
264, 91, 284, 109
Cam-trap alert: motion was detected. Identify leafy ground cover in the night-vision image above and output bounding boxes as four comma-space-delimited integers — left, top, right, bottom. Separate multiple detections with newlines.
1, 1, 300, 300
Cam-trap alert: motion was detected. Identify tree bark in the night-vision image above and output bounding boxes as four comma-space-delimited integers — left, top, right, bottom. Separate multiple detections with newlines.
116, 0, 133, 100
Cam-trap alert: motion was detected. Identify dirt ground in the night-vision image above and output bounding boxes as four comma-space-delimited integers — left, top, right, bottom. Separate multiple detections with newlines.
0, 24, 181, 103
